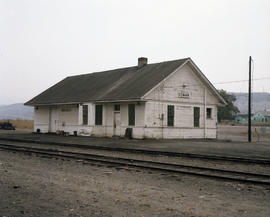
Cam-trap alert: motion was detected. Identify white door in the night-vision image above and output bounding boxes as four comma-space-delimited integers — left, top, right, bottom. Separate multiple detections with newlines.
114, 112, 121, 136
49, 108, 58, 132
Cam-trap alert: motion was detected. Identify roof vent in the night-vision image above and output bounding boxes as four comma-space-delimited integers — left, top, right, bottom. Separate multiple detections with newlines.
138, 57, 148, 68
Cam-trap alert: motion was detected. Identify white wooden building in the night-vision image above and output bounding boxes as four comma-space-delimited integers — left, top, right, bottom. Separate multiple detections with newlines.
25, 57, 226, 139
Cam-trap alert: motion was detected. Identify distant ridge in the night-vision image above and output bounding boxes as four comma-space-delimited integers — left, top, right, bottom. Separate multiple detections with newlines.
0, 103, 34, 120
231, 92, 270, 114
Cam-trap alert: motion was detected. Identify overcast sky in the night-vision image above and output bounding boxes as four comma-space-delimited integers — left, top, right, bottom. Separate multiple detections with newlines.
0, 0, 269, 105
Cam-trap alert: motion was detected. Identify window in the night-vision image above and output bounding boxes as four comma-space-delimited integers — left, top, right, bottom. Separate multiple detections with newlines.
206, 108, 212, 119
114, 104, 120, 111
167, 105, 174, 126
194, 107, 200, 127
82, 105, 88, 125
95, 105, 103, 125
128, 104, 135, 126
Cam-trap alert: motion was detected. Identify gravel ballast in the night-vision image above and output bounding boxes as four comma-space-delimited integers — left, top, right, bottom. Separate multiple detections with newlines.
0, 150, 270, 217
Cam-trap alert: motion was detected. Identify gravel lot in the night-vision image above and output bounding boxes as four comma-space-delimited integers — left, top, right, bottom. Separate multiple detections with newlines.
1, 150, 270, 217
217, 125, 270, 142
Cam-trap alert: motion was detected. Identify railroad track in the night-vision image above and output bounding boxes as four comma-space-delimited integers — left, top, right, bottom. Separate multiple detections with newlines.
1, 143, 270, 186
0, 137, 269, 165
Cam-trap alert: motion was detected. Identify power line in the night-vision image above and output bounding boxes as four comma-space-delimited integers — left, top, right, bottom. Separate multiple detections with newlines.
169, 77, 270, 88
213, 77, 270, 85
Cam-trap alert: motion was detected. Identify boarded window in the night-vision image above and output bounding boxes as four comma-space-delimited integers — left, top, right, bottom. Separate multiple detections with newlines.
128, 104, 135, 126
207, 108, 212, 119
82, 105, 88, 125
167, 105, 174, 126
95, 105, 103, 125
194, 107, 200, 127
114, 104, 120, 111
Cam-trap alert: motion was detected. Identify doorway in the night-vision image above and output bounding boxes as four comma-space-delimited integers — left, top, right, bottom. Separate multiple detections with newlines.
49, 107, 58, 132
114, 112, 121, 136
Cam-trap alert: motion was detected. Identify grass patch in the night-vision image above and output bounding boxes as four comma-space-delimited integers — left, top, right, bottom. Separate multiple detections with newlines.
0, 120, 33, 129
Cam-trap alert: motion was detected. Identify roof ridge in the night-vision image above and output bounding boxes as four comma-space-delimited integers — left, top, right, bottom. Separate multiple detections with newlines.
66, 58, 189, 79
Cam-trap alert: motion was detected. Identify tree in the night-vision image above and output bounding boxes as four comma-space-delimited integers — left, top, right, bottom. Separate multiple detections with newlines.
218, 89, 239, 122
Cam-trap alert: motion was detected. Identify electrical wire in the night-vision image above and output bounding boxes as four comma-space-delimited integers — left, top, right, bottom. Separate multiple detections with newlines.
176, 77, 270, 88
213, 77, 270, 85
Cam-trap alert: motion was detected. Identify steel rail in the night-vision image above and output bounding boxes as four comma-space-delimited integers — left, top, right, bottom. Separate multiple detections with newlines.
0, 143, 270, 186
0, 137, 269, 165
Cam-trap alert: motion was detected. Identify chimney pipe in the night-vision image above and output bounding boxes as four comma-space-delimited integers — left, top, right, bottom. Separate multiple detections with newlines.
138, 57, 148, 68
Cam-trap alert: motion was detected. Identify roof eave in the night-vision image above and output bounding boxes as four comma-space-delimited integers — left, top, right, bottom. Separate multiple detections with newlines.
24, 98, 146, 106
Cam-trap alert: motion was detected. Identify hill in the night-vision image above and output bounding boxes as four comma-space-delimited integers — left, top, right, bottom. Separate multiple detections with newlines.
0, 103, 34, 120
231, 92, 270, 114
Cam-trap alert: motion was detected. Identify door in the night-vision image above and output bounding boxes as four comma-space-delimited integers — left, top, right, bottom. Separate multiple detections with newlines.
114, 112, 121, 136
194, 107, 200, 127
49, 107, 58, 132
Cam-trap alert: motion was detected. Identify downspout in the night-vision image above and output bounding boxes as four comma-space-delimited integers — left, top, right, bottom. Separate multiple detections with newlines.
48, 107, 51, 133
204, 88, 206, 139
104, 104, 107, 137
56, 105, 59, 132
144, 102, 146, 139
162, 111, 164, 139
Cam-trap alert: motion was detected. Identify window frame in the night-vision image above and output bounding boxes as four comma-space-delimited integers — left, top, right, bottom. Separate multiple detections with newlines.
95, 104, 103, 125
114, 104, 120, 111
82, 105, 88, 125
167, 105, 175, 127
194, 107, 200, 127
128, 104, 135, 126
206, 108, 212, 119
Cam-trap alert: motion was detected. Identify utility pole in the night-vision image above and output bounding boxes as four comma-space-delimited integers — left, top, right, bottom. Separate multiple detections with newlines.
248, 56, 252, 142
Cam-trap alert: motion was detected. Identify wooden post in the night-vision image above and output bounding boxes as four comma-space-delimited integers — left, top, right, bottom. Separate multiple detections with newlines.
248, 56, 252, 142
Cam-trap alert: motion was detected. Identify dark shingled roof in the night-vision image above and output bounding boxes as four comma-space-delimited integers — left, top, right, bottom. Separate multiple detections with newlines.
25, 58, 189, 106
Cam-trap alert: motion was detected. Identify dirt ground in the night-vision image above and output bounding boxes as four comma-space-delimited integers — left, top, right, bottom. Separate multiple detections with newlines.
217, 125, 270, 142
1, 150, 270, 217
